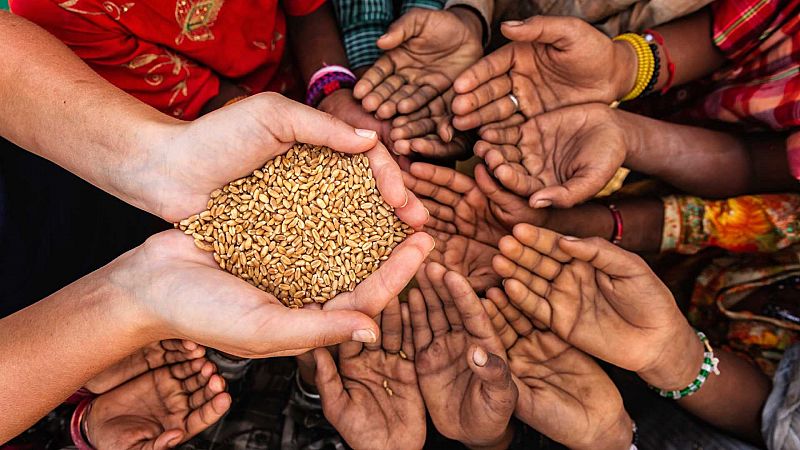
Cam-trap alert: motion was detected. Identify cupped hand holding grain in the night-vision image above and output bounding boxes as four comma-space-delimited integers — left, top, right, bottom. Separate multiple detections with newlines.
114, 230, 393, 358
144, 92, 427, 228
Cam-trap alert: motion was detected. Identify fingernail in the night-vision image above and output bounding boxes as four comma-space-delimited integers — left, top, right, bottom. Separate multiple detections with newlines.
401, 191, 409, 208
503, 20, 523, 27
429, 236, 436, 252
352, 329, 377, 343
355, 128, 377, 139
424, 207, 430, 218
379, 33, 389, 40
563, 236, 580, 241
473, 347, 488, 366
533, 199, 552, 209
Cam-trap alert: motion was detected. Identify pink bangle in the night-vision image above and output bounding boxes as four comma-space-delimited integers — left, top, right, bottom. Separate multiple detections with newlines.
307, 65, 355, 91
608, 204, 624, 245
70, 396, 96, 450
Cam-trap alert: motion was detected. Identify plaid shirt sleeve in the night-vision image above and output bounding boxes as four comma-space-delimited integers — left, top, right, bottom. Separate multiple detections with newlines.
401, 0, 445, 14
332, 0, 394, 69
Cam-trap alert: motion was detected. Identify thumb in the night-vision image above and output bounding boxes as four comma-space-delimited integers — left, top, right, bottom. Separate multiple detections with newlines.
377, 9, 425, 50
528, 168, 610, 209
467, 345, 515, 397
261, 307, 381, 354
152, 429, 185, 450
313, 348, 348, 414
252, 94, 379, 154
500, 16, 581, 49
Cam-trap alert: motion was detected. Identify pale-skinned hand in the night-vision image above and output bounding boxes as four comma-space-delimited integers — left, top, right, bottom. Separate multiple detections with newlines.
492, 224, 695, 383
113, 228, 433, 359
318, 88, 392, 145
452, 16, 634, 130
475, 104, 628, 208
84, 340, 205, 395
313, 297, 426, 450
140, 93, 427, 229
409, 264, 517, 448
354, 8, 483, 119
84, 358, 231, 450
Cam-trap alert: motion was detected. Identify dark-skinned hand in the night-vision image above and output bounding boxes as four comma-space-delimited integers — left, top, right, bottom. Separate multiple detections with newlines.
313, 297, 426, 450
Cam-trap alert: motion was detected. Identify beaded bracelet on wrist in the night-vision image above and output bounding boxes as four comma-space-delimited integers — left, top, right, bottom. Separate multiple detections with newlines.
651, 330, 720, 400
306, 70, 357, 107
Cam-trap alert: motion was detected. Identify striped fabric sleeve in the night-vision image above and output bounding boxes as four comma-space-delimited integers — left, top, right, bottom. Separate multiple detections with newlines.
332, 0, 394, 69
401, 0, 445, 14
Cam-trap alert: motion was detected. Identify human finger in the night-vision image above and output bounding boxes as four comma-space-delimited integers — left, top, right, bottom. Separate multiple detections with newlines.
381, 296, 403, 354
416, 263, 451, 336
427, 262, 464, 329
400, 302, 415, 359
452, 75, 512, 117
453, 46, 513, 95
355, 56, 396, 100
486, 287, 534, 337
408, 288, 433, 350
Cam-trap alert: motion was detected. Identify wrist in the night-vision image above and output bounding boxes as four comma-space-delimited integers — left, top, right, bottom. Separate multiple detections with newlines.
637, 321, 704, 391
449, 6, 484, 43
611, 40, 638, 101
578, 413, 634, 450
467, 424, 514, 450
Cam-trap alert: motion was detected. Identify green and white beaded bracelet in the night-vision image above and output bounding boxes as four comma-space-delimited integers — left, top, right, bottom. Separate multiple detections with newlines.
652, 331, 720, 400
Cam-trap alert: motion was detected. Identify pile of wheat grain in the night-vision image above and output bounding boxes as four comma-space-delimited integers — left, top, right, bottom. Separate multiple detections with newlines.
177, 143, 412, 308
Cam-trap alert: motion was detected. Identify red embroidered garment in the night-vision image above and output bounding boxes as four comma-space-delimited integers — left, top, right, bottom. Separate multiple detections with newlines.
11, 0, 324, 119
690, 0, 800, 178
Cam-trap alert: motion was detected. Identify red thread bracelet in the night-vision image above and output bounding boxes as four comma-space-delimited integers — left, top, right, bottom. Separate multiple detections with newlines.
643, 29, 675, 94
70, 396, 96, 450
608, 204, 624, 245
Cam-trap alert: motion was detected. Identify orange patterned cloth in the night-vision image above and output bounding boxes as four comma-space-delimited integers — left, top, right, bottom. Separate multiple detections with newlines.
10, 0, 324, 119
661, 194, 800, 254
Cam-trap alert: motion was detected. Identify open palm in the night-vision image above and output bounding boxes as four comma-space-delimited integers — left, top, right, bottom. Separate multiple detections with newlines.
452, 16, 629, 130
85, 359, 230, 449
409, 264, 517, 448
313, 297, 425, 450
427, 230, 500, 293
355, 9, 483, 119
476, 104, 627, 208
492, 224, 686, 373
404, 162, 509, 246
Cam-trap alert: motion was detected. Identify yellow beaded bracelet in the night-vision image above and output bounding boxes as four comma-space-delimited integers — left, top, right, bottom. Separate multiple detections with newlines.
613, 33, 655, 102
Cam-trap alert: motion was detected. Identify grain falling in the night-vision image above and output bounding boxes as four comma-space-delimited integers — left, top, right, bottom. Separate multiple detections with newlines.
177, 143, 413, 308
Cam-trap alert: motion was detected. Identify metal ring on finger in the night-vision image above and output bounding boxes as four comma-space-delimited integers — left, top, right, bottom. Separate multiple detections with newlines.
508, 93, 520, 112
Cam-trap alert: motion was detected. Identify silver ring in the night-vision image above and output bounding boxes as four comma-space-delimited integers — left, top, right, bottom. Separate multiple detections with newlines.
508, 93, 520, 112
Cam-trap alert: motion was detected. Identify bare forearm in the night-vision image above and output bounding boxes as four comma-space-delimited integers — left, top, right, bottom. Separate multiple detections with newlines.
0, 12, 177, 212
0, 261, 157, 443
621, 111, 752, 197
545, 199, 664, 253
288, 2, 350, 84
678, 350, 770, 444
651, 8, 725, 91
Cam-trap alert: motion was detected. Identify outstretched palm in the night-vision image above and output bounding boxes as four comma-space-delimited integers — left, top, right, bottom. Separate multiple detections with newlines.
313, 297, 425, 450
427, 230, 500, 292
403, 162, 509, 246
492, 224, 686, 373
476, 104, 627, 208
409, 264, 517, 447
355, 8, 483, 119
85, 359, 231, 449
452, 16, 629, 130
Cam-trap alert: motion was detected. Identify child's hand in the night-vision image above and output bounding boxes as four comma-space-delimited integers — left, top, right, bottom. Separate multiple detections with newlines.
475, 104, 627, 209
313, 297, 426, 450
452, 16, 632, 130
84, 339, 205, 394
354, 8, 483, 119
427, 230, 501, 293
403, 162, 510, 246
492, 224, 697, 383
84, 358, 231, 449
409, 264, 517, 449
484, 291, 634, 450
